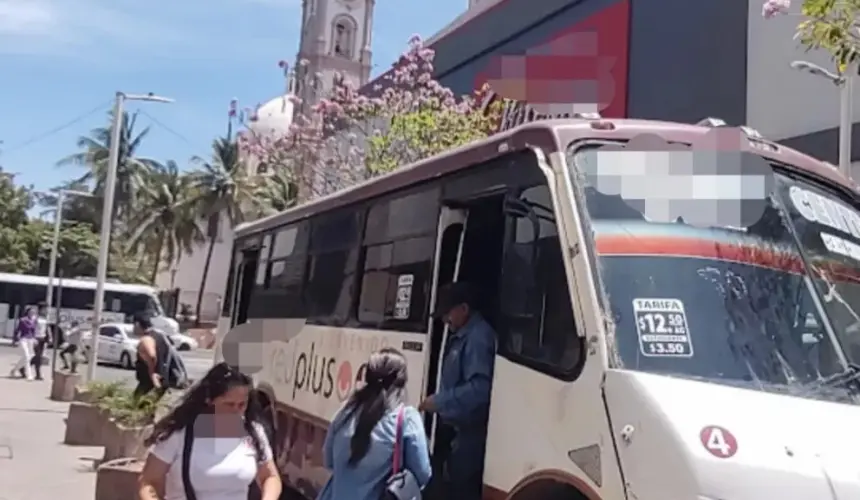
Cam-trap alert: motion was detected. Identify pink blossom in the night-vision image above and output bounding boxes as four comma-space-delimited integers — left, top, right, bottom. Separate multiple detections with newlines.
762, 0, 789, 18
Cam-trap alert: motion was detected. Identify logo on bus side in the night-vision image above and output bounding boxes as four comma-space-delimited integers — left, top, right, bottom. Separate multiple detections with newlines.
270, 342, 369, 402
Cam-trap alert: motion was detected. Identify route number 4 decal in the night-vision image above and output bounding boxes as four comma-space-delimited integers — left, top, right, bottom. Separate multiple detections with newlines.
699, 426, 738, 458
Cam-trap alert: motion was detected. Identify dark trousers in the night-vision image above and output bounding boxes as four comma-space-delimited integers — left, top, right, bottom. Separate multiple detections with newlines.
29, 338, 47, 379
133, 379, 166, 401
60, 344, 79, 372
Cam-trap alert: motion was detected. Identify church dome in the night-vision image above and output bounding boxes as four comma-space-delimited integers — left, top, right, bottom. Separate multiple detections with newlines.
249, 95, 295, 136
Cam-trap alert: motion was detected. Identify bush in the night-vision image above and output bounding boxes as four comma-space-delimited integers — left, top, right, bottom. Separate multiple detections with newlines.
84, 380, 126, 403
96, 388, 161, 427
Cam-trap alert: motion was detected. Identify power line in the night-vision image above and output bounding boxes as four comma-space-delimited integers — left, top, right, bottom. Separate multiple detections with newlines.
4, 99, 113, 153
138, 109, 195, 147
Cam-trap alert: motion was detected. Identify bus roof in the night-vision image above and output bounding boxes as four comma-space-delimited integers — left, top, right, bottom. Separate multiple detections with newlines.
235, 117, 859, 238
0, 272, 158, 295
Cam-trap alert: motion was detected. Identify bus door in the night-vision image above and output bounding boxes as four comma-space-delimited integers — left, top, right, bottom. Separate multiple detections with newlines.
423, 206, 468, 452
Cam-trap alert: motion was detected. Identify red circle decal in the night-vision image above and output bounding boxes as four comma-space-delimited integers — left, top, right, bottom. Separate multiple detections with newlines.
699, 425, 738, 458
336, 361, 352, 401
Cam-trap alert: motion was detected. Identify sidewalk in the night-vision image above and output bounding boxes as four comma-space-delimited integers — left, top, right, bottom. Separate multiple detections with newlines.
0, 375, 101, 500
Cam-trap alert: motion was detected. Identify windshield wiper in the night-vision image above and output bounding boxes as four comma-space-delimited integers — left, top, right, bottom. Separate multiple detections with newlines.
809, 363, 860, 401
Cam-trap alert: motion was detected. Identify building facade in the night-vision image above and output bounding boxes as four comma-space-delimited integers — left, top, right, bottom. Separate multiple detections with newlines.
378, 0, 858, 171
156, 0, 377, 321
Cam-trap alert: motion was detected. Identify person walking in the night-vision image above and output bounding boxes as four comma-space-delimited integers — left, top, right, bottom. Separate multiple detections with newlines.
134, 312, 188, 401
30, 305, 50, 380
60, 320, 83, 372
137, 362, 282, 500
9, 307, 37, 380
317, 348, 431, 500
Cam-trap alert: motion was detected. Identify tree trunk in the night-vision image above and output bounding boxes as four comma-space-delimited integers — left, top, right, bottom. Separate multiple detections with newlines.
194, 236, 216, 327
149, 235, 165, 285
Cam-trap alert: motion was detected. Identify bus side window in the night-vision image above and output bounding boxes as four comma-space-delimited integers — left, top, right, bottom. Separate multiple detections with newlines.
498, 184, 583, 377
306, 210, 361, 326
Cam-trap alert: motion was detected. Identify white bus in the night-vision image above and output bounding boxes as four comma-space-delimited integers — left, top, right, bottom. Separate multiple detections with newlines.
216, 117, 860, 500
0, 273, 180, 339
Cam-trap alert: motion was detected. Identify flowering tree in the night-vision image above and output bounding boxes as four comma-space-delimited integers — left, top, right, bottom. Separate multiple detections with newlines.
763, 0, 860, 72
238, 35, 500, 202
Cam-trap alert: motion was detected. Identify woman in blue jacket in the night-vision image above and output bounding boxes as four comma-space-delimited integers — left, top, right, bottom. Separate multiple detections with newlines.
318, 348, 431, 500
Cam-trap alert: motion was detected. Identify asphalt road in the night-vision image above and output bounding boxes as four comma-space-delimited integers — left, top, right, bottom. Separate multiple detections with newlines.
0, 339, 214, 386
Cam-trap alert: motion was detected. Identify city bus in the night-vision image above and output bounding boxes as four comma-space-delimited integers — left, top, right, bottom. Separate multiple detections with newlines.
216, 117, 860, 500
0, 273, 180, 338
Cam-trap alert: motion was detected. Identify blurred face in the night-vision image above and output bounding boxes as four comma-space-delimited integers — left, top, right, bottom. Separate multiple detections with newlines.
443, 303, 470, 330
27, 309, 36, 319
209, 384, 250, 415
133, 322, 145, 336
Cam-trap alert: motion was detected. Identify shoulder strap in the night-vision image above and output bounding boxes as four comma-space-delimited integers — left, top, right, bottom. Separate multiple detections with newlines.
181, 422, 198, 500
392, 406, 405, 474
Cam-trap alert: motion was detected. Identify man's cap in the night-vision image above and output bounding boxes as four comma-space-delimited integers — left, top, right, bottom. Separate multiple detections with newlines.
432, 282, 475, 318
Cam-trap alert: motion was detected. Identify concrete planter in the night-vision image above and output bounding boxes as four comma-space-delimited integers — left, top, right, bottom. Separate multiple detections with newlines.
50, 370, 81, 402
95, 458, 144, 500
73, 386, 94, 403
101, 419, 151, 463
63, 402, 104, 446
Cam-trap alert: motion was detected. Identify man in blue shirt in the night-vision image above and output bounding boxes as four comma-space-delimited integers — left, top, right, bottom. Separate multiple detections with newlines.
419, 282, 497, 500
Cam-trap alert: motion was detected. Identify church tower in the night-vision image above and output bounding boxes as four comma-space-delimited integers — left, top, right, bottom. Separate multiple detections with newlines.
295, 0, 374, 106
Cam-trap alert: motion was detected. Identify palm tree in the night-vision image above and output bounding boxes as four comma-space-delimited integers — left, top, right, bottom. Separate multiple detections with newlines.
57, 110, 161, 224
126, 161, 206, 284
190, 137, 258, 325
256, 168, 299, 214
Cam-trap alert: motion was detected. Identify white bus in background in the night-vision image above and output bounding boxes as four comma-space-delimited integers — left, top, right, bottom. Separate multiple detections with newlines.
0, 273, 180, 339
217, 117, 860, 500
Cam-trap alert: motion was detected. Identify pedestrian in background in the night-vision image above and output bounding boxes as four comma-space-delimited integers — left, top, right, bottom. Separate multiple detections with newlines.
137, 362, 282, 500
60, 320, 83, 372
9, 307, 37, 380
30, 304, 50, 380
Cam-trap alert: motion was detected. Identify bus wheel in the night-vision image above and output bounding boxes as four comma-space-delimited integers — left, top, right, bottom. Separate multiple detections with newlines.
509, 478, 589, 500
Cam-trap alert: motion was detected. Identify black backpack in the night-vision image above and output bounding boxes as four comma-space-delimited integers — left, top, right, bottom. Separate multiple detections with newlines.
151, 330, 189, 389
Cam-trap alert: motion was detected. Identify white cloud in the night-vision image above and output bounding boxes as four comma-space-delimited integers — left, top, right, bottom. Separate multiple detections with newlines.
0, 0, 58, 35
0, 0, 187, 56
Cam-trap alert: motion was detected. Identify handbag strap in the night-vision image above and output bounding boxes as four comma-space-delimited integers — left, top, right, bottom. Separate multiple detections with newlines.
181, 420, 198, 500
392, 406, 406, 474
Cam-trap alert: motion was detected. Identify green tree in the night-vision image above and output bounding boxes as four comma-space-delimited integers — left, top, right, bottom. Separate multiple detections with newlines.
256, 168, 298, 214
57, 110, 161, 223
238, 36, 499, 202
190, 138, 258, 324
764, 0, 860, 72
127, 161, 205, 284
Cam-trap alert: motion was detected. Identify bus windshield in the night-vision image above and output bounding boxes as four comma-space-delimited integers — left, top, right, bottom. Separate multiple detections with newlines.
567, 144, 860, 403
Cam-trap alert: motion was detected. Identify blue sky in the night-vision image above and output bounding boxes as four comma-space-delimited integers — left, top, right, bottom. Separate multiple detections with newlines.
0, 0, 463, 193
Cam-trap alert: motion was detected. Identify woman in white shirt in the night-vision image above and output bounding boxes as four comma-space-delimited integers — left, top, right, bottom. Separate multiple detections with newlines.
137, 362, 282, 500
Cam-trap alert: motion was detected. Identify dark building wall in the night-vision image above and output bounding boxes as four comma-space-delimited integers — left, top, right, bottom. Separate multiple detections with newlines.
368, 0, 751, 126
626, 0, 749, 125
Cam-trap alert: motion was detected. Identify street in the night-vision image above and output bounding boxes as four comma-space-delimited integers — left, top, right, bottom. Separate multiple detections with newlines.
0, 340, 214, 386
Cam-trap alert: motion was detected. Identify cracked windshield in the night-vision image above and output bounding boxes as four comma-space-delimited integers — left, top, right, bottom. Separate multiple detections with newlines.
570, 145, 860, 402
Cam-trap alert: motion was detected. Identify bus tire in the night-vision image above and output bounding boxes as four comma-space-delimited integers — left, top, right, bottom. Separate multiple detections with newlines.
508, 478, 589, 500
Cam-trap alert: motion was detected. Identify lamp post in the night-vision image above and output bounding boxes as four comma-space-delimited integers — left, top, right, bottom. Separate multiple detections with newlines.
790, 60, 855, 179
86, 92, 173, 382
42, 189, 93, 376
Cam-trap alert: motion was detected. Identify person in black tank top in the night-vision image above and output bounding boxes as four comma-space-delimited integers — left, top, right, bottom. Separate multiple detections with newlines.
133, 313, 168, 401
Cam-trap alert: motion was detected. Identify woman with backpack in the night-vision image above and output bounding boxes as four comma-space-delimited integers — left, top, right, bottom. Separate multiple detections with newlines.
137, 362, 282, 500
317, 348, 431, 500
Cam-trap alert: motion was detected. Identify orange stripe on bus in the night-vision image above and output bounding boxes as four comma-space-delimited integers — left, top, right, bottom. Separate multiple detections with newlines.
595, 234, 860, 284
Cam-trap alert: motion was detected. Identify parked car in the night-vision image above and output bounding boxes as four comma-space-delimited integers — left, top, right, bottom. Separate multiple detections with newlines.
167, 332, 198, 351
80, 323, 139, 370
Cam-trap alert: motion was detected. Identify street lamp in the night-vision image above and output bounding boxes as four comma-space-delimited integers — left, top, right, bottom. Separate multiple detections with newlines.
41, 189, 93, 375
790, 60, 855, 178
86, 92, 173, 382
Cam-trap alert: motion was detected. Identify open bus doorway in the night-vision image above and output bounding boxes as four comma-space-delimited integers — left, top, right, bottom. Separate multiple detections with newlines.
424, 195, 507, 497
